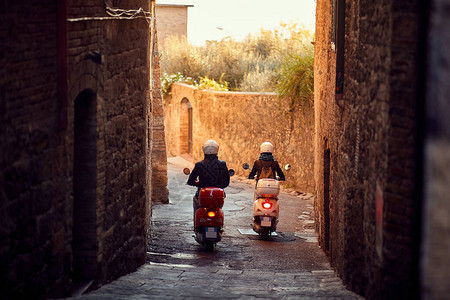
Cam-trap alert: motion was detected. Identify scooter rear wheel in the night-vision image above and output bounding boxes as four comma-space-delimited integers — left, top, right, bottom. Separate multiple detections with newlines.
205, 241, 215, 252
261, 227, 270, 240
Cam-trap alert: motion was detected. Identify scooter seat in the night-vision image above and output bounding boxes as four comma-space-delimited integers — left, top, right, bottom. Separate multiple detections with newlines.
256, 193, 278, 200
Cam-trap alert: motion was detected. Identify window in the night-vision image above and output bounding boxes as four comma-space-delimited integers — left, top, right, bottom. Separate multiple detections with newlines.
333, 0, 345, 99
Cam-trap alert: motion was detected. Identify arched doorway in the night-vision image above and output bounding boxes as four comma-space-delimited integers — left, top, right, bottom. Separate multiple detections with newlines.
180, 98, 193, 154
72, 89, 98, 284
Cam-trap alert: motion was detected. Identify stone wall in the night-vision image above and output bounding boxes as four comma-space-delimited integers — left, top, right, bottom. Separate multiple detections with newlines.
151, 9, 170, 204
0, 1, 168, 298
314, 0, 422, 298
164, 83, 315, 193
0, 2, 73, 297
68, 0, 152, 287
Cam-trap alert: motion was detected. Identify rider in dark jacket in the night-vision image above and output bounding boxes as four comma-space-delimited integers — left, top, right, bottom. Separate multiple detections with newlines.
248, 142, 285, 181
187, 140, 230, 212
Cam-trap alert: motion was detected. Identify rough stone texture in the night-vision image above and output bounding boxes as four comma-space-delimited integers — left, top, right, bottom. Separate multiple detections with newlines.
67, 0, 155, 290
164, 83, 315, 193
0, 1, 168, 298
314, 0, 422, 298
150, 15, 170, 204
1, 2, 72, 298
421, 0, 450, 299
155, 4, 191, 47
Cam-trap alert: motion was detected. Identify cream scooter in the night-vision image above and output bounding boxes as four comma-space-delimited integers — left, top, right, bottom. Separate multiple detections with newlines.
243, 163, 290, 240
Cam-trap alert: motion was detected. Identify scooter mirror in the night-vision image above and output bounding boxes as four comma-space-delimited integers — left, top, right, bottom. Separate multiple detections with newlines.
228, 169, 235, 176
284, 164, 291, 171
242, 163, 250, 170
183, 168, 191, 175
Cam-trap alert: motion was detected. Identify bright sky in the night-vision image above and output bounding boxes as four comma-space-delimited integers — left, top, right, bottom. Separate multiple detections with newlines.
156, 0, 316, 45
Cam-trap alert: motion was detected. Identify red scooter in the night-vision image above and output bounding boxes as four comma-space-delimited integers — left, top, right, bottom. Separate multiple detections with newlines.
183, 168, 234, 251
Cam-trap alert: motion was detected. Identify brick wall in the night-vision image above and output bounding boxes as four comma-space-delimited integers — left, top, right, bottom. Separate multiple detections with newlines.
314, 0, 422, 298
383, 1, 422, 297
421, 0, 450, 298
1, 1, 168, 298
313, 0, 337, 264
150, 15, 170, 204
164, 83, 315, 193
0, 2, 72, 298
67, 0, 154, 288
155, 4, 191, 47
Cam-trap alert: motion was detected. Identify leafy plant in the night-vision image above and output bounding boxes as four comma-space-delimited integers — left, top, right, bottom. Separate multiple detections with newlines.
160, 22, 314, 99
275, 46, 314, 111
240, 66, 276, 92
161, 72, 193, 96
194, 74, 229, 91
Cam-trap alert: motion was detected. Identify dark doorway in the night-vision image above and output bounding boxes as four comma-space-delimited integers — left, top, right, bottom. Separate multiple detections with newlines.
323, 139, 331, 254
180, 98, 193, 154
73, 89, 98, 284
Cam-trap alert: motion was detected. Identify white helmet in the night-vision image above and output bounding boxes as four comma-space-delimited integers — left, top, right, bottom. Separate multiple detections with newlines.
260, 142, 274, 154
202, 140, 219, 155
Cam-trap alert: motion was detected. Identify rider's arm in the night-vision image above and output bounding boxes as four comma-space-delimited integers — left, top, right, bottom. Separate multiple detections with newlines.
221, 161, 230, 188
274, 161, 285, 181
187, 163, 200, 186
248, 160, 259, 179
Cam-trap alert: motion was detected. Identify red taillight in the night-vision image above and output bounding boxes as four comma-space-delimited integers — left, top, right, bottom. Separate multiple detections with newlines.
262, 202, 272, 209
207, 211, 216, 218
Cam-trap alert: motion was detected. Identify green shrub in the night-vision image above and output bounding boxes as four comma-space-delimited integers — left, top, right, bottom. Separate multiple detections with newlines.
194, 75, 229, 91
160, 22, 314, 101
276, 45, 314, 110
161, 72, 193, 96
240, 67, 276, 92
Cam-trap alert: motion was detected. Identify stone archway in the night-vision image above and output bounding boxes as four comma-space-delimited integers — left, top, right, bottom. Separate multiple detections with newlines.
72, 89, 98, 284
180, 98, 193, 155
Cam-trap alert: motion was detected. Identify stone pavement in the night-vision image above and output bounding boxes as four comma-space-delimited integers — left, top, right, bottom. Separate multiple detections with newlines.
77, 157, 363, 299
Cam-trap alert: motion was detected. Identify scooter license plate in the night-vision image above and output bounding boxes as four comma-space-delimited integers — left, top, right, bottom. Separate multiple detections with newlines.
205, 227, 217, 239
261, 216, 272, 227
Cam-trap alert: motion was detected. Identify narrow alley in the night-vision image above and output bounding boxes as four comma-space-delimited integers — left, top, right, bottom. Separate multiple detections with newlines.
3, 1, 450, 299
76, 157, 361, 299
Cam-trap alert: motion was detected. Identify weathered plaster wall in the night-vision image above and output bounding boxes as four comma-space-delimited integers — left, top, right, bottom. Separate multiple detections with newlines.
164, 83, 315, 193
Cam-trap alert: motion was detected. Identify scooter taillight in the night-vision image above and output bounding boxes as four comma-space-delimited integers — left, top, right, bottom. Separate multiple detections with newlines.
262, 201, 272, 209
207, 211, 216, 218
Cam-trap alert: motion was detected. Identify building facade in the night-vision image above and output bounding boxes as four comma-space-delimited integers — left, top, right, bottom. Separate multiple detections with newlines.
155, 3, 193, 47
314, 0, 449, 299
0, 1, 168, 298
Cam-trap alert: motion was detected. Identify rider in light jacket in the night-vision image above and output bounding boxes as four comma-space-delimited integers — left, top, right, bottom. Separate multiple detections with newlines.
248, 142, 285, 181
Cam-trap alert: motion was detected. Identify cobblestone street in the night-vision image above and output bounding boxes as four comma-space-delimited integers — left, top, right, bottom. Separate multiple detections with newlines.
77, 157, 362, 299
